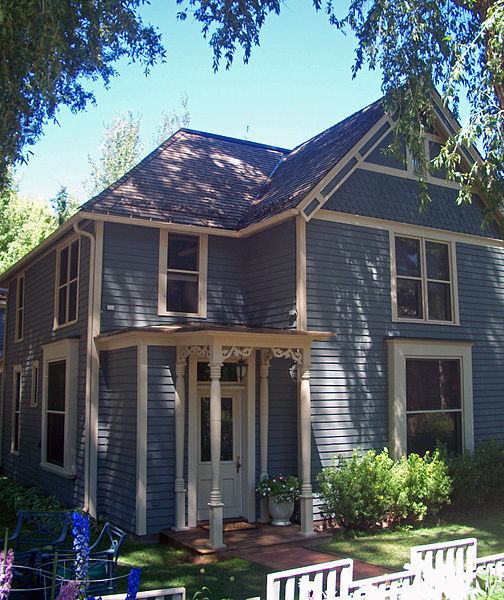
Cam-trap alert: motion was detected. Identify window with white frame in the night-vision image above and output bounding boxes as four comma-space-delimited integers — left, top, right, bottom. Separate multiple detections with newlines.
41, 339, 78, 476
158, 230, 207, 317
11, 365, 22, 454
31, 360, 39, 408
55, 239, 80, 328
387, 339, 473, 458
392, 234, 457, 323
15, 274, 24, 341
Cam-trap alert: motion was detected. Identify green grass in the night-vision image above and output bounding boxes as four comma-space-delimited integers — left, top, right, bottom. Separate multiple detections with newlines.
317, 504, 504, 572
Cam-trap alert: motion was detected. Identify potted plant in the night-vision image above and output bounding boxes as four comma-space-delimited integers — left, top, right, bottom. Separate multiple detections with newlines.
256, 474, 301, 526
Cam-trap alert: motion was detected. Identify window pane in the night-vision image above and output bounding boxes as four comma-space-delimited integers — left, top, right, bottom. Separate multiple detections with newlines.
428, 282, 452, 321
166, 274, 198, 313
69, 241, 79, 280
68, 281, 78, 322
48, 361, 66, 412
397, 278, 423, 318
168, 235, 198, 271
396, 237, 421, 277
13, 412, 20, 452
59, 247, 69, 285
47, 413, 65, 466
18, 277, 24, 307
406, 359, 460, 411
200, 397, 233, 462
407, 412, 461, 455
58, 287, 67, 325
426, 241, 449, 281
14, 372, 21, 411
17, 310, 23, 341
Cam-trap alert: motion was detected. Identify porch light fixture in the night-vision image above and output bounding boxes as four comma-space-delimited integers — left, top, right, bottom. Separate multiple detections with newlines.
237, 359, 248, 383
289, 362, 298, 382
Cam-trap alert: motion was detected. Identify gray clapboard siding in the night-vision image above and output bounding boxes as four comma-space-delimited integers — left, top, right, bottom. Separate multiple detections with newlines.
324, 168, 499, 239
146, 345, 176, 533
101, 223, 247, 331
267, 358, 298, 476
245, 222, 297, 328
1, 234, 90, 507
98, 347, 137, 532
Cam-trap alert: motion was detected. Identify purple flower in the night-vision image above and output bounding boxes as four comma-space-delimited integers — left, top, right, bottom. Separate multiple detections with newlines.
125, 567, 141, 600
56, 581, 80, 600
0, 549, 14, 600
71, 511, 90, 594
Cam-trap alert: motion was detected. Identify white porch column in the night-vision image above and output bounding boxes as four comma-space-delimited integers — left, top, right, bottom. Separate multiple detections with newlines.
208, 346, 225, 549
299, 348, 314, 537
174, 349, 187, 530
259, 350, 270, 523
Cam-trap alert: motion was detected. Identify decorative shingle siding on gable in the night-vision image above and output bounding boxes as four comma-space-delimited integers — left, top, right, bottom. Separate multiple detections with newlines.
98, 347, 137, 532
146, 345, 176, 534
324, 168, 498, 238
1, 238, 89, 507
306, 219, 504, 488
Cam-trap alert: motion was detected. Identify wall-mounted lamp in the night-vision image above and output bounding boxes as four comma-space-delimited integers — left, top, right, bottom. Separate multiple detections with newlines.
289, 362, 298, 382
237, 359, 248, 383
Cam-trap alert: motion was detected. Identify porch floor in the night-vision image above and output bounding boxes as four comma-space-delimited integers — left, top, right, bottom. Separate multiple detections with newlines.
160, 522, 389, 579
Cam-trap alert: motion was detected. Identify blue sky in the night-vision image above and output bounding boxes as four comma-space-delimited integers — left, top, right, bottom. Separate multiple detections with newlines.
16, 1, 384, 203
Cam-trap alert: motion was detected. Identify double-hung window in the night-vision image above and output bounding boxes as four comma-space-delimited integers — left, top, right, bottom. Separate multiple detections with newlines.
55, 239, 80, 328
388, 339, 473, 458
158, 230, 207, 317
11, 365, 22, 454
41, 339, 78, 476
392, 234, 457, 323
15, 274, 24, 341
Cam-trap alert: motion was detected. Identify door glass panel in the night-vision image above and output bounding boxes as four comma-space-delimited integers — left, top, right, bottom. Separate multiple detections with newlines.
200, 397, 233, 462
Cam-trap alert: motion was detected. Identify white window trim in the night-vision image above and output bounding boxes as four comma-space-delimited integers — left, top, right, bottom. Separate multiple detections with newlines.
387, 338, 474, 459
53, 236, 80, 330
390, 231, 459, 325
31, 360, 39, 408
11, 364, 22, 455
157, 230, 208, 318
15, 274, 24, 342
41, 338, 79, 477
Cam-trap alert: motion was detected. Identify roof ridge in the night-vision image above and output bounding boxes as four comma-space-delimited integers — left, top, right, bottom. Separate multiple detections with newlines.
177, 127, 290, 154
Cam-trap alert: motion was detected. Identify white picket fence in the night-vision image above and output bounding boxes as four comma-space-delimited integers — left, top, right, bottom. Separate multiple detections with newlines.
265, 537, 504, 600
101, 587, 186, 600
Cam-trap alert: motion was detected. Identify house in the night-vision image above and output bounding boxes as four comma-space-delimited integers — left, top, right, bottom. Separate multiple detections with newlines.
1, 95, 504, 549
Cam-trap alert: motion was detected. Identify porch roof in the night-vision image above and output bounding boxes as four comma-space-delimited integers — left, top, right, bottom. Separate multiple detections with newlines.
95, 322, 334, 351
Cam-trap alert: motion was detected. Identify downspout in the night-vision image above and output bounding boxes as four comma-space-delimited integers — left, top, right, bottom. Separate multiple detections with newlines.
73, 221, 98, 517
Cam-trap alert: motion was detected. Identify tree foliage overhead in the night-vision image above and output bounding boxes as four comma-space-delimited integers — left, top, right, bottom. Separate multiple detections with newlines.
178, 0, 504, 220
0, 0, 166, 191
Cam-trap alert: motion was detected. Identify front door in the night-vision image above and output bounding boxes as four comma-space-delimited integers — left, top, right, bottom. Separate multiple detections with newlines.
197, 392, 242, 520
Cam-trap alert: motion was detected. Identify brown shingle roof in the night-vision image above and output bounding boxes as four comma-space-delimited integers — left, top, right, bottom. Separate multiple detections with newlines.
81, 99, 384, 230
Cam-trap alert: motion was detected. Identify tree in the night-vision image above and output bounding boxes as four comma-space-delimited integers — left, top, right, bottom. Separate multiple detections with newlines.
86, 110, 143, 196
51, 185, 81, 225
153, 92, 191, 145
0, 175, 55, 274
0, 0, 165, 191
177, 0, 504, 220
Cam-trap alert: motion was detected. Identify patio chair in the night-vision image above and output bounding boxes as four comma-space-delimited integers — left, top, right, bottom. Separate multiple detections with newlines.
8, 511, 70, 557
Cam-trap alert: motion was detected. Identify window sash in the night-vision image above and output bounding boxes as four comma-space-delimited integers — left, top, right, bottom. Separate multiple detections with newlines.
56, 239, 79, 327
12, 367, 22, 454
394, 235, 453, 323
15, 275, 24, 341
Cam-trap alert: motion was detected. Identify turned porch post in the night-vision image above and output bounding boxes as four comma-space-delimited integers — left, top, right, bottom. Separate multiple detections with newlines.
299, 348, 314, 536
259, 350, 270, 523
208, 346, 225, 549
174, 349, 187, 530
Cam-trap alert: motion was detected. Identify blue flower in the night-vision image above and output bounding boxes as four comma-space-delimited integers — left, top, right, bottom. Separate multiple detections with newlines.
125, 567, 141, 600
72, 512, 90, 592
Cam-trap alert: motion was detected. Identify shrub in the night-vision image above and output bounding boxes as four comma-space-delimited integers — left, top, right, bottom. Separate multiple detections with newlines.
447, 439, 504, 507
0, 475, 66, 514
317, 448, 451, 533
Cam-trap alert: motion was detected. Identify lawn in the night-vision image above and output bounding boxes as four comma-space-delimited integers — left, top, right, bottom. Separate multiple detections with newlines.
318, 504, 504, 572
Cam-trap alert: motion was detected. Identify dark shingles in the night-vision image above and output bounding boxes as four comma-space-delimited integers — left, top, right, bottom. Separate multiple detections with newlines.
81, 100, 384, 231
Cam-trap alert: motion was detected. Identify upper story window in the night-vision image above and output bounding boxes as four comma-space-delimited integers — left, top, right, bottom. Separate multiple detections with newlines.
55, 239, 80, 328
11, 364, 22, 454
15, 274, 24, 341
158, 230, 208, 317
392, 234, 457, 324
